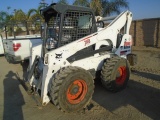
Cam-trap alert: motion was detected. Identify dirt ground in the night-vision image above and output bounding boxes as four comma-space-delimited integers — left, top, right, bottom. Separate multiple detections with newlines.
0, 46, 160, 120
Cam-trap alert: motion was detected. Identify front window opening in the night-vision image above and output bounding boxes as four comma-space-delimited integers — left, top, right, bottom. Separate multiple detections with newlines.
45, 14, 60, 50
61, 11, 93, 46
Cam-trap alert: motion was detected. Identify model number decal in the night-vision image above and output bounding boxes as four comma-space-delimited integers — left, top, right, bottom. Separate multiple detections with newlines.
78, 36, 91, 46
84, 39, 90, 46
78, 33, 97, 46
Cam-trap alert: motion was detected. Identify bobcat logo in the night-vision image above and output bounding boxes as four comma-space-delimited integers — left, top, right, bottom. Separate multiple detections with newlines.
55, 53, 62, 59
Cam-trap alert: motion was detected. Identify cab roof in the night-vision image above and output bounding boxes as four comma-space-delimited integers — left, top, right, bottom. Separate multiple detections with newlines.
41, 3, 94, 22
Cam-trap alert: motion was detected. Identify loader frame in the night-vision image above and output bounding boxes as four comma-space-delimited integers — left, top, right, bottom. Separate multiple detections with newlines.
27, 3, 135, 109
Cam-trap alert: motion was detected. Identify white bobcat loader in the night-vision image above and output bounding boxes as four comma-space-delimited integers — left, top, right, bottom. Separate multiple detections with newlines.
26, 3, 137, 112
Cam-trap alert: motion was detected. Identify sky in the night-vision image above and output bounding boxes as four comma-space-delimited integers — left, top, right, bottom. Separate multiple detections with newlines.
0, 0, 160, 20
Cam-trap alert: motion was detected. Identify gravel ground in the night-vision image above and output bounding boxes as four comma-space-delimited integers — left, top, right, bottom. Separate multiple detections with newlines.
0, 47, 160, 120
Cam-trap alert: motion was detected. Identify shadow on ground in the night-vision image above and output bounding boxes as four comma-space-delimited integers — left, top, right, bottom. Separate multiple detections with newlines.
93, 77, 160, 120
132, 70, 160, 82
7, 61, 160, 119
20, 60, 29, 81
3, 71, 25, 120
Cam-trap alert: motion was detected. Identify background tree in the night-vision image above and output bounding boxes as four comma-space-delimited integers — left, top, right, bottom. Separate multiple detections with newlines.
0, 11, 9, 23
73, 0, 129, 16
10, 4, 44, 35
102, 0, 129, 16
73, 0, 89, 7
90, 0, 102, 16
12, 9, 26, 21
27, 6, 44, 34
9, 9, 27, 34
57, 0, 68, 4
40, 0, 48, 8
27, 5, 43, 21
7, 6, 11, 14
51, 0, 54, 3
0, 11, 9, 32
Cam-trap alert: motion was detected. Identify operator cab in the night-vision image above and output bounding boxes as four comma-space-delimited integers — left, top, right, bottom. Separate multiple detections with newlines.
41, 3, 97, 51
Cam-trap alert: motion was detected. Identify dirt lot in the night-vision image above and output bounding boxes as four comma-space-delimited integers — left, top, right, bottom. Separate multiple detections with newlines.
0, 46, 160, 120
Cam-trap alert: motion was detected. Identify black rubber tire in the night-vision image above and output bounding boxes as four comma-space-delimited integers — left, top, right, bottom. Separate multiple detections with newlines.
50, 66, 94, 112
101, 57, 130, 92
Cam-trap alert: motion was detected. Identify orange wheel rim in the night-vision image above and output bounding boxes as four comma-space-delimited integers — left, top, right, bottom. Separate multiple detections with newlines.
67, 80, 87, 104
116, 66, 127, 85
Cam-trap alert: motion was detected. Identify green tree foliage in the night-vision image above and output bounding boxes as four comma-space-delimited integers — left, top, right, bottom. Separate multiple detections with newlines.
27, 5, 43, 21
73, 0, 129, 16
27, 6, 44, 34
57, 0, 68, 4
40, 0, 48, 8
102, 0, 129, 16
0, 11, 13, 32
90, 0, 102, 16
0, 0, 129, 35
0, 2, 45, 35
11, 9, 26, 21
0, 11, 9, 22
73, 0, 89, 7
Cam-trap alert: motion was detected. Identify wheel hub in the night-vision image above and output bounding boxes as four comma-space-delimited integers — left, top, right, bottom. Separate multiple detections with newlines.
70, 85, 79, 94
116, 66, 127, 85
67, 80, 87, 104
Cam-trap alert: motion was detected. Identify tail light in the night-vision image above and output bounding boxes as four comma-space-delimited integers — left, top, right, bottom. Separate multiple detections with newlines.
13, 43, 21, 51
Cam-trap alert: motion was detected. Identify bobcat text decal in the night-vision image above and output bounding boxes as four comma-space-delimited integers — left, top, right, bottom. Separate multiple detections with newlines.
55, 53, 62, 59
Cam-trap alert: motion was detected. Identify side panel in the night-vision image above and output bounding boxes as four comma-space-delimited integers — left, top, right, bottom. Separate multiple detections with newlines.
71, 53, 112, 71
115, 34, 132, 58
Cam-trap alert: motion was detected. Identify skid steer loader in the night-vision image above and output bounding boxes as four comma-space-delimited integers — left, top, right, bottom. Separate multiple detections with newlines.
26, 3, 136, 112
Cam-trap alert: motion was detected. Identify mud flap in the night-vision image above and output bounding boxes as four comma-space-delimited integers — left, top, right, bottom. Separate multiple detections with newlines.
127, 53, 137, 66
